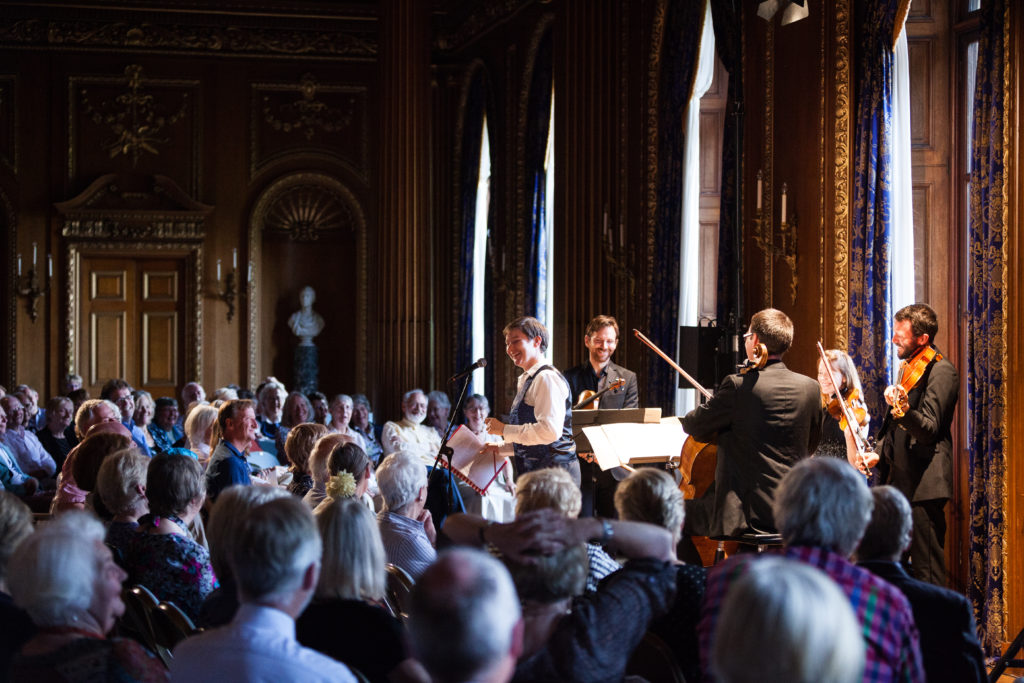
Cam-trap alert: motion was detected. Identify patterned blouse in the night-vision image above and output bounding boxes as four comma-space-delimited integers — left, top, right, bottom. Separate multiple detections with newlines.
124, 517, 218, 622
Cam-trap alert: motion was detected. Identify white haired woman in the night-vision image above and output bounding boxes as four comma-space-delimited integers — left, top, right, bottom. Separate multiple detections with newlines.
297, 496, 426, 683
328, 394, 368, 451
8, 510, 166, 681
458, 394, 515, 522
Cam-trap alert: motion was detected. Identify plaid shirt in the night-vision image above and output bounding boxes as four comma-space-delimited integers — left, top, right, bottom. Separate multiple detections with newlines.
699, 545, 924, 683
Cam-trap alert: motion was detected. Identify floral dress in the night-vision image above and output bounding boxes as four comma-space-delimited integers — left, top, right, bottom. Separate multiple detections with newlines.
124, 515, 218, 622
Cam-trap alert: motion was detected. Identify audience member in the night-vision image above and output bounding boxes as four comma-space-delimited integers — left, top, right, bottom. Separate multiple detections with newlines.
124, 453, 217, 621
351, 394, 384, 464
96, 448, 151, 557
180, 382, 206, 421
328, 393, 368, 450
302, 432, 350, 509
712, 557, 865, 683
199, 484, 290, 628
698, 457, 924, 683
1, 394, 56, 481
615, 468, 706, 683
0, 402, 42, 503
376, 452, 436, 579
8, 511, 166, 681
284, 422, 329, 498
444, 510, 676, 683
150, 397, 185, 454
307, 391, 330, 427
100, 379, 152, 456
133, 390, 159, 453
457, 394, 515, 522
274, 391, 314, 458
205, 399, 257, 502
856, 486, 986, 683
65, 373, 84, 394
0, 492, 34, 674
312, 441, 373, 515
170, 497, 356, 682
381, 389, 441, 467
36, 395, 77, 471
72, 431, 134, 517
255, 381, 286, 440
426, 390, 452, 440
13, 384, 44, 433
298, 497, 426, 682
516, 467, 618, 592
68, 388, 90, 419
52, 400, 122, 510
408, 548, 523, 683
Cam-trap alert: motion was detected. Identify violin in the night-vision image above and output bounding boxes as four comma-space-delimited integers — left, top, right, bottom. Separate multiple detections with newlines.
885, 345, 942, 418
574, 378, 627, 410
816, 342, 872, 476
823, 387, 869, 433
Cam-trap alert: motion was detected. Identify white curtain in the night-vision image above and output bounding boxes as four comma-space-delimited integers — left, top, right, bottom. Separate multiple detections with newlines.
889, 25, 915, 380
675, 0, 715, 416
470, 117, 491, 396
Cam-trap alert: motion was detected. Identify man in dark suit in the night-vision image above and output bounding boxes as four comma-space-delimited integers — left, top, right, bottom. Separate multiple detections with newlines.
877, 303, 958, 585
680, 308, 821, 538
564, 315, 639, 516
857, 486, 985, 683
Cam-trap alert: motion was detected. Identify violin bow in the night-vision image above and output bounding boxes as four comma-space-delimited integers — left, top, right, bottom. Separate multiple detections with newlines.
633, 329, 713, 401
815, 342, 872, 475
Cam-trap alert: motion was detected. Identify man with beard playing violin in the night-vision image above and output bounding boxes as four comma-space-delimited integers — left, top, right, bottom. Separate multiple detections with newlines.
874, 303, 958, 587
679, 308, 822, 541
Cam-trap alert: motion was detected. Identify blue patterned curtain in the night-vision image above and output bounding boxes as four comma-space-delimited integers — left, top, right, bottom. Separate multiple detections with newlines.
711, 0, 744, 335
849, 0, 905, 420
523, 30, 553, 321
967, 0, 1007, 655
455, 70, 487, 375
647, 1, 706, 412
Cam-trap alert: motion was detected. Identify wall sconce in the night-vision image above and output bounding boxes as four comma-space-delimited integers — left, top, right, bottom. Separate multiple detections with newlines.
216, 248, 239, 322
752, 170, 798, 305
16, 242, 51, 323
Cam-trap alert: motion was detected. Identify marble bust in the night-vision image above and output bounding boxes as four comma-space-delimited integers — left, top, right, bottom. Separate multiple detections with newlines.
288, 286, 325, 345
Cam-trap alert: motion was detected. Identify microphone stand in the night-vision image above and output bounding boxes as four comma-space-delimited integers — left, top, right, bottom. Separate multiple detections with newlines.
427, 372, 473, 524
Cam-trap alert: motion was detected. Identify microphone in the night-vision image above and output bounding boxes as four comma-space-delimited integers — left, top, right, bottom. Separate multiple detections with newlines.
448, 358, 487, 384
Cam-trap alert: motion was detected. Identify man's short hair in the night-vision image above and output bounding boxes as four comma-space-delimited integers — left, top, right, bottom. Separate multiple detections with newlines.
502, 316, 550, 354
614, 468, 685, 545
231, 496, 322, 603
894, 303, 939, 344
401, 388, 425, 406
376, 452, 427, 512
855, 486, 913, 563
712, 557, 864, 683
352, 394, 372, 411
207, 484, 291, 579
427, 390, 451, 410
155, 397, 178, 410
410, 548, 522, 683
749, 308, 794, 355
515, 467, 581, 518
773, 457, 873, 557
75, 398, 119, 439
99, 378, 132, 400
217, 399, 254, 433
585, 314, 619, 339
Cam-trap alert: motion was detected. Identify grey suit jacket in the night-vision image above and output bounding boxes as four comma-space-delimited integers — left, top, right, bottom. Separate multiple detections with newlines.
563, 361, 639, 409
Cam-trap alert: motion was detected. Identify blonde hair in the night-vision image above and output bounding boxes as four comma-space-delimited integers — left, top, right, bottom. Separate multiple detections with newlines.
614, 468, 685, 545
285, 423, 329, 473
96, 449, 150, 517
184, 404, 219, 453
515, 467, 581, 518
315, 497, 386, 601
308, 433, 350, 490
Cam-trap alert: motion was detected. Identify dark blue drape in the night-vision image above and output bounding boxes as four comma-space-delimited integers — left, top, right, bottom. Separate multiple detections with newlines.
647, 1, 706, 413
967, 0, 1006, 655
455, 70, 487, 377
711, 0, 744, 335
849, 0, 902, 421
523, 30, 553, 322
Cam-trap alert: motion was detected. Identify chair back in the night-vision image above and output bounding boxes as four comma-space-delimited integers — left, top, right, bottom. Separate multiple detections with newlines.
383, 563, 415, 621
150, 601, 199, 652
120, 585, 162, 664
625, 631, 687, 683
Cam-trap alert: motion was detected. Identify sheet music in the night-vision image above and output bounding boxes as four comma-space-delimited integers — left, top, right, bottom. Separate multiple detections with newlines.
582, 419, 687, 471
443, 425, 508, 494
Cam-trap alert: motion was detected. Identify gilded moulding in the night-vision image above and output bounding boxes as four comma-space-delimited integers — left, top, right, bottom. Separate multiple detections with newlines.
832, 0, 852, 350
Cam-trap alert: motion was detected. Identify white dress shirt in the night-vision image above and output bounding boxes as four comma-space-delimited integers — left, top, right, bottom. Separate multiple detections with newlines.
3, 428, 56, 477
170, 603, 355, 683
380, 418, 441, 466
502, 361, 570, 448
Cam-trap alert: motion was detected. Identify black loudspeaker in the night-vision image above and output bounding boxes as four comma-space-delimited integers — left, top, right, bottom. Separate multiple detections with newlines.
678, 325, 720, 390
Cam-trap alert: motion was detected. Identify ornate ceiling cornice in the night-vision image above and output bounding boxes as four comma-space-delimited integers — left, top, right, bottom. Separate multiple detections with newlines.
433, 0, 538, 53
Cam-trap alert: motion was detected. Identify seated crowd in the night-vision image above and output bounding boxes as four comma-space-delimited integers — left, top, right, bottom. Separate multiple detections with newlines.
0, 376, 991, 683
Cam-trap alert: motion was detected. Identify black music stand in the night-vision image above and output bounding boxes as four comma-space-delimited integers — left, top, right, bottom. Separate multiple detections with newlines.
425, 373, 472, 532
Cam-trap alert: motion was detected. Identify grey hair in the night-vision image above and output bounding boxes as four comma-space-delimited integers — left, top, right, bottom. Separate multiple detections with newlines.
409, 548, 522, 683
207, 484, 291, 579
402, 388, 426, 406
315, 498, 386, 602
464, 394, 490, 413
712, 557, 864, 683
376, 452, 427, 513
773, 457, 873, 556
614, 468, 686, 545
74, 399, 120, 440
8, 511, 107, 627
855, 486, 913, 562
96, 449, 150, 517
515, 467, 581, 519
427, 390, 451, 410
231, 496, 322, 603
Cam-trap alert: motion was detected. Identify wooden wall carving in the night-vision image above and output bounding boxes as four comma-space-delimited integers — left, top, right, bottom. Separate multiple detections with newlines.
250, 74, 369, 181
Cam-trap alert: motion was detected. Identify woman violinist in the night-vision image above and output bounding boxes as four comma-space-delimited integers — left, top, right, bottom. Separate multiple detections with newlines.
815, 349, 879, 474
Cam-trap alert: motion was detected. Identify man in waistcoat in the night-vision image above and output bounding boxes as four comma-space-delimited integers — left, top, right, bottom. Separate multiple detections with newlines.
485, 316, 579, 486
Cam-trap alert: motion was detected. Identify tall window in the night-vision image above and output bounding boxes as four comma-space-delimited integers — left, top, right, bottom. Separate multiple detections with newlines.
470, 116, 491, 396
890, 23, 915, 379
537, 93, 556, 332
